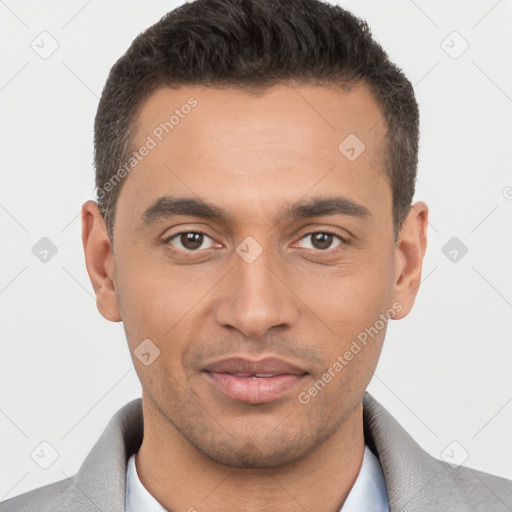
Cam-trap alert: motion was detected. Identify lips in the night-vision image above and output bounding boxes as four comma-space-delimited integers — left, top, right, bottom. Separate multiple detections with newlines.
203, 356, 308, 404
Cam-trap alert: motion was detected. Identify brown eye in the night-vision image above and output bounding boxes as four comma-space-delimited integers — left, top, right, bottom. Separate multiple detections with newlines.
165, 231, 216, 251
297, 232, 344, 251
180, 232, 204, 250
311, 233, 333, 250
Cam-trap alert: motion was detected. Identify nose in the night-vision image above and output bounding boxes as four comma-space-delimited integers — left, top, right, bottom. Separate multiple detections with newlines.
214, 245, 299, 339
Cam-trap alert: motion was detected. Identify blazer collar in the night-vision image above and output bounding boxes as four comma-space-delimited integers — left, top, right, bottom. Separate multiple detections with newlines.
74, 397, 143, 511
362, 392, 460, 511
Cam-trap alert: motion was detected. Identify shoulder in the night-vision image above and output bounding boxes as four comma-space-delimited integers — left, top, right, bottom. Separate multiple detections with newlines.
362, 392, 512, 511
0, 476, 74, 512
0, 398, 143, 512
428, 457, 512, 510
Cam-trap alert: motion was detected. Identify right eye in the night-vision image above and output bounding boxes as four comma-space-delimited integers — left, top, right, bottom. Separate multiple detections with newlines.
163, 231, 219, 252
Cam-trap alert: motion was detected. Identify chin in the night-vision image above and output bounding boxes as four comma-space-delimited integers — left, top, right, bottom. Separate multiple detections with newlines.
195, 432, 322, 469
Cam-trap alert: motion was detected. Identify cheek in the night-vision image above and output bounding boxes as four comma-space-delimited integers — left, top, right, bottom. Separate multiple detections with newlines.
289, 251, 395, 380
115, 253, 191, 335
114, 255, 216, 384
289, 249, 395, 326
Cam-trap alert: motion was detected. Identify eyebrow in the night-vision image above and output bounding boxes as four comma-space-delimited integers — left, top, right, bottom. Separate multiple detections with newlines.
139, 195, 370, 227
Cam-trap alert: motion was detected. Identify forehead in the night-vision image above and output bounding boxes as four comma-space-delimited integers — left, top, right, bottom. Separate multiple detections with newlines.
116, 82, 390, 231
133, 82, 384, 152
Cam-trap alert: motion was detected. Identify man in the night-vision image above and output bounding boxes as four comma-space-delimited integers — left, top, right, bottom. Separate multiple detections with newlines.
1, 0, 511, 510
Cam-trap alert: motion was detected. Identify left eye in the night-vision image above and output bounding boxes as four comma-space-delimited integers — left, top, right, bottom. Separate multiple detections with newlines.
297, 232, 344, 251
165, 231, 217, 251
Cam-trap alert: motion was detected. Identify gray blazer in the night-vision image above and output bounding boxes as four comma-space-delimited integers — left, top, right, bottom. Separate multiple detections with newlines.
1, 393, 511, 511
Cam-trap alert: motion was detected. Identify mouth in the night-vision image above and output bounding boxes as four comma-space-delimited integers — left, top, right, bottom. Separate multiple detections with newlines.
202, 356, 308, 404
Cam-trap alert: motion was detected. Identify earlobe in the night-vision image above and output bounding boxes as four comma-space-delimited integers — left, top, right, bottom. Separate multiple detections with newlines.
391, 201, 429, 319
81, 200, 121, 322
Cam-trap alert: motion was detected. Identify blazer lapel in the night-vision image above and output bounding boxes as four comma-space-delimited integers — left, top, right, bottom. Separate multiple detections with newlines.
362, 392, 461, 512
63, 398, 144, 512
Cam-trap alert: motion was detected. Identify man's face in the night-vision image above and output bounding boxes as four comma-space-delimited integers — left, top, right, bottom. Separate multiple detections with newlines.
102, 83, 409, 467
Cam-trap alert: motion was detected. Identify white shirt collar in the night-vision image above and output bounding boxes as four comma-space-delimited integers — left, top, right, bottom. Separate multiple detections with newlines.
125, 452, 167, 512
125, 444, 389, 512
340, 444, 390, 512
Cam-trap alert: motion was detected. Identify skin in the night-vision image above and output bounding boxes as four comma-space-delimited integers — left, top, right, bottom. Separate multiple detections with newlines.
82, 83, 428, 511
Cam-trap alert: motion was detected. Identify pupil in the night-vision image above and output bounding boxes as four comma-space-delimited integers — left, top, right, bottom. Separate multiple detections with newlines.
313, 233, 332, 250
182, 232, 203, 250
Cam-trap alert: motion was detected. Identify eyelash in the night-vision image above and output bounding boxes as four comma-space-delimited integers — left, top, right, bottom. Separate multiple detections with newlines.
163, 229, 347, 253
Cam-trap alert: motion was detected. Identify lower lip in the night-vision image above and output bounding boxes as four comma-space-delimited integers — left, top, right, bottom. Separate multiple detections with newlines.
204, 372, 307, 404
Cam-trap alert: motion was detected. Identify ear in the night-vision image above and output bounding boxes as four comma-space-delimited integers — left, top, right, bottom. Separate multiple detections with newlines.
391, 201, 429, 319
81, 200, 121, 322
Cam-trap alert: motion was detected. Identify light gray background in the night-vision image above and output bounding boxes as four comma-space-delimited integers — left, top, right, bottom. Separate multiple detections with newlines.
1, 0, 511, 500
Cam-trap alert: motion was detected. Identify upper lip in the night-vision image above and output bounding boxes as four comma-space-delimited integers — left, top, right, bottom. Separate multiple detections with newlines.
203, 356, 307, 376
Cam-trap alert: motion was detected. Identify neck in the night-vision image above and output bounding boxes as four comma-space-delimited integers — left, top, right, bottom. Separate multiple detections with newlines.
135, 397, 365, 512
